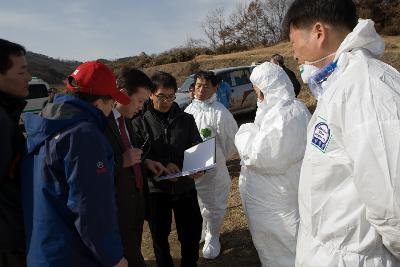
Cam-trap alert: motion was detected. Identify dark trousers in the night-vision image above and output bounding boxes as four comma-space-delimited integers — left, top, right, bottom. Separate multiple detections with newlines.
124, 192, 146, 267
0, 251, 26, 267
116, 188, 146, 267
148, 189, 202, 267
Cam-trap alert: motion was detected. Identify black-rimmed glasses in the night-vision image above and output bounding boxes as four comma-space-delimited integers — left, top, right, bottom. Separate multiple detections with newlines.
154, 94, 176, 102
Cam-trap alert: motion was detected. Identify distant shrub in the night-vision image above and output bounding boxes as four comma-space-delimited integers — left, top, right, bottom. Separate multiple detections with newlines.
215, 43, 250, 55
189, 60, 201, 73
355, 0, 400, 36
153, 47, 213, 66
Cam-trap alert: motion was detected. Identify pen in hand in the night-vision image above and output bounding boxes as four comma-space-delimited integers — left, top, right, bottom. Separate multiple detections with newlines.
140, 135, 149, 150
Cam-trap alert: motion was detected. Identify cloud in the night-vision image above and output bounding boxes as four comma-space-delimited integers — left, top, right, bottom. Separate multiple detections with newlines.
0, 10, 41, 29
1, 0, 244, 60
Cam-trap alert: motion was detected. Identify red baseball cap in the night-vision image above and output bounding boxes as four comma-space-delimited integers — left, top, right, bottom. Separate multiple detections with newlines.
66, 61, 130, 105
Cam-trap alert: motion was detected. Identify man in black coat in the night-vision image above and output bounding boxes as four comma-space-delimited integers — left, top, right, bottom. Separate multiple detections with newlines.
0, 39, 31, 267
132, 71, 203, 267
104, 67, 167, 267
270, 53, 302, 97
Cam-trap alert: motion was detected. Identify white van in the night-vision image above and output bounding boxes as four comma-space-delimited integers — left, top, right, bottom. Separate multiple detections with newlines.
20, 77, 50, 125
24, 77, 50, 114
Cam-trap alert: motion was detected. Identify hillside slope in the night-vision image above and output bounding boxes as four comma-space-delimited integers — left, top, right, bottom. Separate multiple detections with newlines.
27, 36, 400, 98
130, 36, 399, 111
26, 52, 80, 85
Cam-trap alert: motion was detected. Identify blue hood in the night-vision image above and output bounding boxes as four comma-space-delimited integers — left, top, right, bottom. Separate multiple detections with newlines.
24, 94, 108, 153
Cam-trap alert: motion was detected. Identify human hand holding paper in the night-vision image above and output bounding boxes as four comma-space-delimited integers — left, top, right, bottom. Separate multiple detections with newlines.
144, 159, 169, 177
189, 171, 205, 180
166, 163, 180, 182
154, 138, 216, 181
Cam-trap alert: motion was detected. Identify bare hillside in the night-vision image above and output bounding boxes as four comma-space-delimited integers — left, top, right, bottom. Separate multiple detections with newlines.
140, 36, 400, 113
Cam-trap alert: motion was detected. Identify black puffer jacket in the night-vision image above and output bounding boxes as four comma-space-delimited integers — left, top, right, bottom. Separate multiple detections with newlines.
131, 101, 202, 195
282, 65, 301, 97
0, 91, 26, 251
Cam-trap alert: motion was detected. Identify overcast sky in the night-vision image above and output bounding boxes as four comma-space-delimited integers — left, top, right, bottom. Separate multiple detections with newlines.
1, 0, 243, 61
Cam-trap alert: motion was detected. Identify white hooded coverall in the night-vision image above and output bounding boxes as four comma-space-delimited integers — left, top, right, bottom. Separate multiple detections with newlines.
185, 95, 238, 258
296, 19, 400, 267
235, 62, 311, 267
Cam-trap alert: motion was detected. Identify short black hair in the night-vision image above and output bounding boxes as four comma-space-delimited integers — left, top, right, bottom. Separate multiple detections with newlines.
116, 67, 153, 95
283, 0, 358, 37
194, 71, 219, 86
271, 54, 284, 66
150, 71, 177, 93
0, 39, 26, 74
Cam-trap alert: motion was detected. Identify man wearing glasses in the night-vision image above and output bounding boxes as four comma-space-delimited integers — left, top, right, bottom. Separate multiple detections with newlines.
132, 71, 203, 267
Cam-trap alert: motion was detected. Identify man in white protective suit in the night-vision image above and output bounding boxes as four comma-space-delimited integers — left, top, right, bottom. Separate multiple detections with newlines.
235, 62, 311, 267
185, 71, 238, 259
284, 0, 400, 266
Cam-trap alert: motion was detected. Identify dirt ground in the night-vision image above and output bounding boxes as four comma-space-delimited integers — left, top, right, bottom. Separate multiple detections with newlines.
141, 113, 262, 267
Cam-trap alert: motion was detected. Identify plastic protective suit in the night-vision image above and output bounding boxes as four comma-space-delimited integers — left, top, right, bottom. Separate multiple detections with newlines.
185, 95, 238, 259
235, 62, 311, 267
296, 19, 400, 267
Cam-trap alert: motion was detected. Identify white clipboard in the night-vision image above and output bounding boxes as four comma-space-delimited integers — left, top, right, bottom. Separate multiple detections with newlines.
154, 138, 216, 181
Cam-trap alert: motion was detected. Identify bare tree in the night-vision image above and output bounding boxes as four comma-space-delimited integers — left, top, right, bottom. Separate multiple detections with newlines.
228, 2, 248, 46
244, 0, 265, 46
229, 1, 261, 47
200, 0, 294, 51
185, 37, 207, 49
201, 8, 228, 50
229, 0, 291, 47
261, 0, 293, 43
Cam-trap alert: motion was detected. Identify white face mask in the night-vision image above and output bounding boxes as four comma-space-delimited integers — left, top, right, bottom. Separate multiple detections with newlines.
299, 64, 319, 83
299, 52, 336, 84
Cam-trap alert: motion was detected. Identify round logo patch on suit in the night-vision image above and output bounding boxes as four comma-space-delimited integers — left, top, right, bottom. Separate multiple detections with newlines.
200, 126, 216, 141
312, 122, 331, 153
97, 161, 104, 169
96, 161, 108, 174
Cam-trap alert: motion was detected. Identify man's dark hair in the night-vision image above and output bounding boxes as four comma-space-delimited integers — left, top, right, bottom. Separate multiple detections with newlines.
271, 54, 284, 66
283, 0, 358, 37
116, 67, 153, 95
194, 71, 219, 86
150, 71, 177, 93
0, 39, 26, 74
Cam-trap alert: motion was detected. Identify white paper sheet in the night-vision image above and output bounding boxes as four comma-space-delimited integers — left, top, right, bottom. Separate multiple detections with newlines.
154, 138, 216, 181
